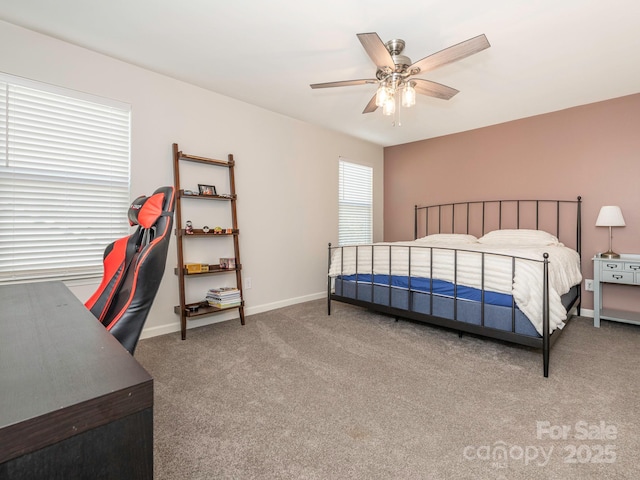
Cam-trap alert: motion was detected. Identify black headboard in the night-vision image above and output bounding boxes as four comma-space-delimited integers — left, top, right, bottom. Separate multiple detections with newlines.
414, 197, 582, 256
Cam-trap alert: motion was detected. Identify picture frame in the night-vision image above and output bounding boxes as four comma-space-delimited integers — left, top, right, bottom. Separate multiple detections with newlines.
198, 184, 217, 196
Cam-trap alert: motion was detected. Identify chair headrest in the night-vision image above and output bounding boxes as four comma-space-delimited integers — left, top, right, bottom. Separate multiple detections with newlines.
128, 192, 166, 228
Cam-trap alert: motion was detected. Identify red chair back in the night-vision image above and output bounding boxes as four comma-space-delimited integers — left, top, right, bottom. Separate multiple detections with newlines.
86, 186, 175, 353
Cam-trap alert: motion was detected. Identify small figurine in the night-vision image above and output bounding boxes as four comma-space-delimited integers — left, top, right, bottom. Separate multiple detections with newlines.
202, 225, 210, 234
185, 220, 194, 235
213, 226, 223, 234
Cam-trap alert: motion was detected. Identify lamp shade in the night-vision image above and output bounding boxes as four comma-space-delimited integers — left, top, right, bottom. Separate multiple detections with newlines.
595, 206, 626, 227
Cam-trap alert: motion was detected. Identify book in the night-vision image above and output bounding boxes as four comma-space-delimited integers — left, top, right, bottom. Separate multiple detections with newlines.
206, 287, 241, 308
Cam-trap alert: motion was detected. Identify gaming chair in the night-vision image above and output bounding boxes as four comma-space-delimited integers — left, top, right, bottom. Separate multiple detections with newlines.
85, 186, 176, 354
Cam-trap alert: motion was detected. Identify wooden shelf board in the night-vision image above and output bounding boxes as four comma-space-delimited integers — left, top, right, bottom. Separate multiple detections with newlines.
178, 153, 231, 167
599, 308, 640, 326
178, 229, 239, 237
174, 265, 241, 276
174, 302, 244, 318
179, 190, 236, 201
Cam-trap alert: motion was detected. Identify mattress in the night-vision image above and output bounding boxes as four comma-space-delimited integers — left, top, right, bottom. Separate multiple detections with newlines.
328, 231, 582, 335
333, 275, 580, 338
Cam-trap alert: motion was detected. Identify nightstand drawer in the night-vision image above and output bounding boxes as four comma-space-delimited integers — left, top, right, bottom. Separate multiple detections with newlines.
602, 271, 634, 283
625, 262, 640, 273
602, 261, 623, 271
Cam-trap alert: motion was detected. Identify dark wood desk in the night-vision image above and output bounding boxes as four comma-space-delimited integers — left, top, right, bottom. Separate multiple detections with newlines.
0, 281, 153, 479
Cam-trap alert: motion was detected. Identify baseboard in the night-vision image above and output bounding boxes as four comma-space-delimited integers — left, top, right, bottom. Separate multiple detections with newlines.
140, 291, 326, 340
579, 307, 593, 318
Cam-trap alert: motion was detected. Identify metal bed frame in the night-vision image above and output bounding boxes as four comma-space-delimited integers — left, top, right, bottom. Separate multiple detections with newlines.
328, 197, 582, 377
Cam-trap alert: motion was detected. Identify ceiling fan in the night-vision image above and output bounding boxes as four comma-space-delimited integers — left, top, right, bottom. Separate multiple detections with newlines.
310, 32, 490, 115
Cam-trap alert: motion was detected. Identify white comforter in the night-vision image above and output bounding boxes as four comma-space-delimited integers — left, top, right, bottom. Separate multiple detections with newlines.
328, 238, 582, 335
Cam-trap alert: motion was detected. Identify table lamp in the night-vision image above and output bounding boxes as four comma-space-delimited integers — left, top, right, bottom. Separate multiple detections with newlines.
595, 206, 625, 258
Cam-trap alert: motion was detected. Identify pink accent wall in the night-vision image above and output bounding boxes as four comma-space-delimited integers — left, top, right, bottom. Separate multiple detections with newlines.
384, 93, 640, 313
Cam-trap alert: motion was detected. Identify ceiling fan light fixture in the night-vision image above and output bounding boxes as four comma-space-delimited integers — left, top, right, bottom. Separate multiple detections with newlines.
401, 81, 416, 108
375, 84, 391, 107
382, 95, 396, 116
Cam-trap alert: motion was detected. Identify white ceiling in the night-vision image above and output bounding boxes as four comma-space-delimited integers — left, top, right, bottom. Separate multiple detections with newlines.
2, 0, 639, 147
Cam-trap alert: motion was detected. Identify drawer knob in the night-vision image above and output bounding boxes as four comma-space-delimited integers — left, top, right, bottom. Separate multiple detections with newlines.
605, 264, 618, 269
613, 274, 623, 280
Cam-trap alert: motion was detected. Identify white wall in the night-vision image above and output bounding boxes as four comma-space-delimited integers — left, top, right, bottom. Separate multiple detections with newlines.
0, 20, 384, 337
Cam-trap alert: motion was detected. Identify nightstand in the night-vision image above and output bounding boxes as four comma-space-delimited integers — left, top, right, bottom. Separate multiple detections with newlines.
593, 254, 640, 327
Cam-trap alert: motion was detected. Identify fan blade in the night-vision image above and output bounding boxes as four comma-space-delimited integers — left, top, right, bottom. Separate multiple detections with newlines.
357, 33, 394, 70
408, 34, 490, 75
310, 79, 376, 89
362, 94, 378, 114
412, 78, 459, 100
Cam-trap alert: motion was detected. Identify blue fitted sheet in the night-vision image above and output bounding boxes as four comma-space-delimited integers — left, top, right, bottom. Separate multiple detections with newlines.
334, 274, 542, 337
339, 274, 514, 307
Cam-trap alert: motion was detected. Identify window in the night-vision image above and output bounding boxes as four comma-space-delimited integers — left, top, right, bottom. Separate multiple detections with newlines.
0, 73, 131, 284
338, 159, 373, 245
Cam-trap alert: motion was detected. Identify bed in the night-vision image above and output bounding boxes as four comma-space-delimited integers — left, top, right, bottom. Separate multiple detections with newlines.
327, 198, 583, 377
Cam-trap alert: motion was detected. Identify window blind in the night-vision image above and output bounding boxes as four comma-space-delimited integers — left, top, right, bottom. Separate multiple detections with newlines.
0, 74, 131, 284
338, 159, 373, 246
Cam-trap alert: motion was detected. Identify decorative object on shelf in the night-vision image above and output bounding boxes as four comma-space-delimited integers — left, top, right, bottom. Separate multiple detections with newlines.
595, 205, 626, 259
185, 263, 210, 274
183, 189, 198, 196
225, 228, 233, 234
213, 226, 223, 234
198, 184, 217, 196
202, 225, 210, 233
185, 263, 202, 274
185, 220, 194, 234
220, 257, 236, 269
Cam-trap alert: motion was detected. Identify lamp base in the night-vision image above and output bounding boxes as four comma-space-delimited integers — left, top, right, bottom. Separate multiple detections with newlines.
599, 250, 620, 259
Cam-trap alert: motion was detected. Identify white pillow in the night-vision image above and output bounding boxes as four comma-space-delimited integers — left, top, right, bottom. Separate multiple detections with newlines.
477, 229, 560, 246
414, 233, 479, 244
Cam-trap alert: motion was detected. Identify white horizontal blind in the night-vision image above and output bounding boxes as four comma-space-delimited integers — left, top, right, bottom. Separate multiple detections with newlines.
0, 74, 131, 284
338, 159, 372, 246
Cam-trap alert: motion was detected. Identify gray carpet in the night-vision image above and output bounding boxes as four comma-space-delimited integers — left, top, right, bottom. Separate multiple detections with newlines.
135, 300, 639, 479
